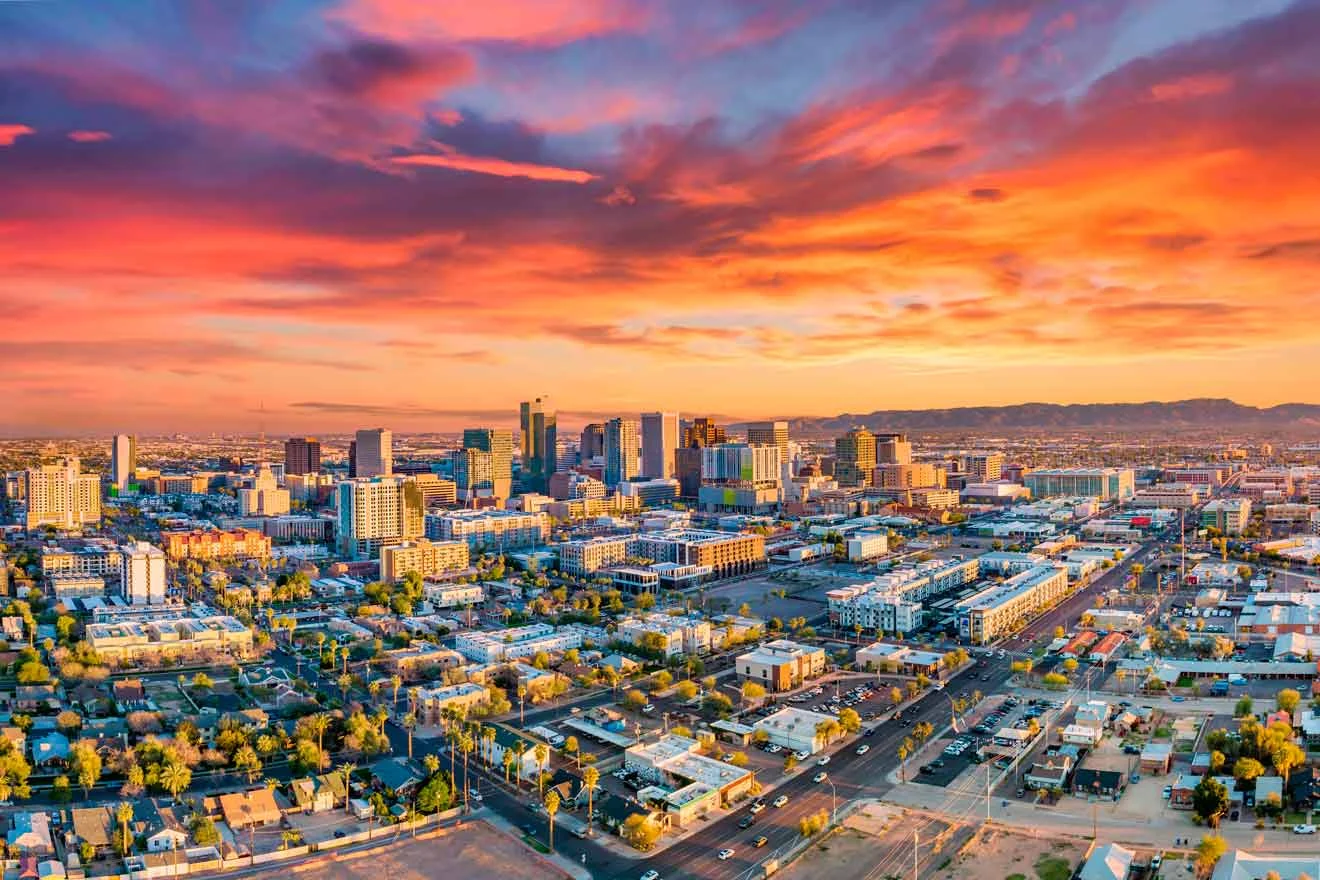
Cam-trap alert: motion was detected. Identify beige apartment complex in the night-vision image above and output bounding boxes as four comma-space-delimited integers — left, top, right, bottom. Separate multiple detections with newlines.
379, 538, 470, 583
873, 463, 945, 489
22, 458, 101, 530
86, 616, 254, 662
162, 529, 272, 561
631, 530, 766, 578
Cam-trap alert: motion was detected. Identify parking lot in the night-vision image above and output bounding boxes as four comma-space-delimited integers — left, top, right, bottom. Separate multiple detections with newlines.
917, 695, 1067, 790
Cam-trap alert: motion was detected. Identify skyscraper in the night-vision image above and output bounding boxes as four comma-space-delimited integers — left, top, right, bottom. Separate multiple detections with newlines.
604, 417, 640, 487
876, 432, 913, 465
111, 434, 136, 492
580, 423, 604, 461
746, 420, 790, 482
353, 428, 393, 478
683, 417, 727, 448
22, 458, 102, 530
451, 448, 494, 503
835, 427, 877, 487
519, 397, 557, 492
463, 428, 513, 499
336, 476, 425, 559
640, 411, 679, 479
284, 437, 321, 476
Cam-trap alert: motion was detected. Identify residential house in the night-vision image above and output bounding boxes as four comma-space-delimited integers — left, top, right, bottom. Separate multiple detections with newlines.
132, 801, 189, 853
218, 788, 282, 830
1170, 774, 1242, 811
1210, 850, 1320, 880
1287, 767, 1319, 810
1079, 842, 1134, 880
112, 679, 147, 709
1190, 752, 1213, 776
8, 812, 54, 855
1024, 755, 1074, 791
3, 726, 26, 756
1112, 706, 1153, 737
1254, 776, 1284, 811
1072, 768, 1125, 798
369, 757, 425, 796
15, 686, 59, 711
69, 807, 114, 858
32, 732, 70, 767
1062, 724, 1102, 747
290, 772, 347, 813
487, 727, 541, 782
1139, 743, 1173, 776
1073, 701, 1111, 734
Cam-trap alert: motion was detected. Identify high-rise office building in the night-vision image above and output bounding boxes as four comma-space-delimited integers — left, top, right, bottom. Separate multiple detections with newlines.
353, 428, 392, 478
835, 427, 877, 488
604, 418, 640, 487
284, 437, 321, 476
462, 428, 513, 499
701, 443, 781, 484
961, 452, 1004, 482
336, 476, 425, 560
675, 448, 704, 499
519, 397, 557, 492
640, 412, 680, 479
111, 434, 136, 492
451, 448, 494, 503
746, 421, 789, 462
875, 432, 913, 466
580, 424, 604, 461
22, 458, 102, 530
683, 418, 727, 448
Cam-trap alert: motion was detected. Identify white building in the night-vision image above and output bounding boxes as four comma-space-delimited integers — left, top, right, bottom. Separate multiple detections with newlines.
453, 623, 600, 663
421, 582, 485, 609
119, 541, 166, 605
846, 531, 889, 562
336, 477, 424, 560
424, 509, 548, 551
557, 535, 633, 577
826, 557, 980, 634
239, 464, 291, 517
616, 614, 712, 657
956, 564, 1070, 645
753, 707, 837, 754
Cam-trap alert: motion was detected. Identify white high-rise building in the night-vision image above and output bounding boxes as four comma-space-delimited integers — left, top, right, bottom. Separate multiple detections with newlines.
22, 458, 102, 530
240, 464, 291, 516
353, 428, 393, 478
120, 541, 167, 605
336, 476, 424, 560
701, 443, 781, 485
640, 412, 679, 479
111, 434, 136, 492
605, 418, 640, 487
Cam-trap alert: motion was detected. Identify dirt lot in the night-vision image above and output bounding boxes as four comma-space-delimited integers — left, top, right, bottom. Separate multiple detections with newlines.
929, 826, 1085, 880
295, 820, 568, 880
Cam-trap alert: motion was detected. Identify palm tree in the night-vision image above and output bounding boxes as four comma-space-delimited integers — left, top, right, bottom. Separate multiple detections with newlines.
423, 754, 440, 776
513, 742, 527, 791
369, 681, 383, 705
402, 713, 416, 759
544, 790, 560, 852
533, 743, 549, 796
316, 632, 326, 664
482, 726, 497, 767
337, 673, 353, 704
582, 766, 599, 837
338, 762, 357, 814
460, 733, 475, 809
115, 801, 134, 855
391, 674, 403, 711
517, 686, 528, 726
897, 737, 914, 782
307, 714, 330, 769
502, 749, 515, 786
160, 763, 189, 802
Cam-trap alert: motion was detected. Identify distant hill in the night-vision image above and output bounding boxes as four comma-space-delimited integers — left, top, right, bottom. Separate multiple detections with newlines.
755, 399, 1320, 435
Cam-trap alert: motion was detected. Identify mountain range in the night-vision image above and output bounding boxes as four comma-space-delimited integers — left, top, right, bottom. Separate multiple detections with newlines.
756, 399, 1320, 435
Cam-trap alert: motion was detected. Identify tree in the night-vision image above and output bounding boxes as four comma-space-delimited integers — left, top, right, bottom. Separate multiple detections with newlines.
56, 710, 83, 736
234, 745, 262, 783
191, 672, 214, 691
622, 689, 648, 711
728, 751, 749, 767
783, 754, 798, 773
1235, 696, 1254, 718
563, 736, 580, 768
416, 771, 452, 814
1209, 750, 1226, 774
534, 743, 550, 796
838, 707, 862, 734
1276, 688, 1301, 714
1271, 742, 1305, 787
581, 765, 600, 835
1195, 835, 1227, 878
51, 775, 72, 803
189, 814, 220, 846
115, 801, 135, 856
1061, 658, 1079, 675
70, 743, 102, 799
1192, 776, 1229, 827
502, 749, 515, 786
159, 762, 192, 802
674, 680, 698, 701
652, 670, 673, 692
1232, 757, 1265, 784
741, 681, 767, 705
544, 790, 560, 852
621, 814, 660, 851
890, 687, 903, 706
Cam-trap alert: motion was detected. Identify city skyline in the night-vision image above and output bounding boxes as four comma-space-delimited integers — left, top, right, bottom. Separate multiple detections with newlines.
4, 1, 1320, 433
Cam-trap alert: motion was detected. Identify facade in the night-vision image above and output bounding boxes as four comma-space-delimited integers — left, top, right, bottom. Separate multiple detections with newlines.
336, 477, 425, 560
956, 564, 1070, 645
873, 463, 944, 490
746, 421, 790, 477
86, 615, 253, 661
41, 542, 123, 578
451, 448, 494, 502
619, 478, 681, 507
462, 428, 514, 500
1024, 468, 1136, 501
558, 536, 632, 576
421, 582, 485, 608
827, 557, 981, 633
736, 639, 826, 691
701, 443, 780, 485
1131, 484, 1202, 509
22, 458, 102, 530
283, 437, 321, 476
846, 531, 890, 561
379, 539, 470, 583
835, 428, 877, 488
579, 423, 604, 460
353, 428, 393, 478
519, 397, 557, 492
631, 529, 766, 578
50, 573, 105, 600
616, 614, 712, 657
640, 412, 680, 479
162, 529, 272, 561
454, 623, 596, 662
1201, 498, 1252, 535
960, 452, 1004, 482
874, 432, 912, 466
414, 682, 488, 725
683, 417, 727, 448
111, 434, 137, 491
753, 707, 837, 754
119, 541, 167, 605
239, 464, 291, 516
424, 508, 548, 550
624, 735, 753, 826
604, 417, 640, 487
262, 515, 335, 543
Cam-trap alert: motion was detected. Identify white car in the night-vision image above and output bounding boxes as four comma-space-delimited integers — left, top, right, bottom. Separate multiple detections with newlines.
718, 849, 735, 860
817, 756, 831, 766
641, 871, 660, 880
469, 789, 482, 802
773, 795, 789, 808
1294, 825, 1317, 835
749, 802, 766, 814
856, 744, 870, 755
795, 750, 810, 761
642, 704, 655, 714
813, 772, 828, 783
767, 744, 782, 754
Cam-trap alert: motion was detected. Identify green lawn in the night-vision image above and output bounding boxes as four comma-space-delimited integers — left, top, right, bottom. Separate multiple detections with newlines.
1034, 854, 1073, 880
1006, 874, 1027, 880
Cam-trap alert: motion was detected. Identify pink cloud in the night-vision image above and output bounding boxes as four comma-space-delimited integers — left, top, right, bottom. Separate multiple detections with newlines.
0, 124, 35, 146
68, 130, 113, 143
393, 149, 597, 183
330, 0, 647, 46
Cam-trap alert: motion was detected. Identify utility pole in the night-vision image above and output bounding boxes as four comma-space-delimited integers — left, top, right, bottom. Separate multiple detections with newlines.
913, 830, 919, 880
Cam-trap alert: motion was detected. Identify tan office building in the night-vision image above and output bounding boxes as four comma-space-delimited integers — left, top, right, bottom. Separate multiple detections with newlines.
22, 458, 101, 530
736, 639, 827, 692
835, 428, 876, 487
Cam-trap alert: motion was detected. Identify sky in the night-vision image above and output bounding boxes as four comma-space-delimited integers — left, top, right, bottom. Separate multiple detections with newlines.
3, 0, 1319, 435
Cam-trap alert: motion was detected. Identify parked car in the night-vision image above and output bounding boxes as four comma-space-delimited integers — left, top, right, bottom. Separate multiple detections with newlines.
1294, 825, 1317, 835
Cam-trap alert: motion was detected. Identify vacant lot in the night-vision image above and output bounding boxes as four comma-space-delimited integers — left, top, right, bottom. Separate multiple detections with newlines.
929, 826, 1084, 880
296, 820, 567, 880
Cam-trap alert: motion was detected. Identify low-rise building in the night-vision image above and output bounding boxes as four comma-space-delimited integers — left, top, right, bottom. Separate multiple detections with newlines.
1201, 498, 1252, 535
557, 536, 633, 577
85, 615, 253, 662
630, 529, 766, 579
162, 529, 272, 561
413, 682, 488, 725
454, 623, 599, 663
423, 509, 549, 550
624, 734, 753, 827
379, 538, 470, 583
736, 639, 826, 692
616, 614, 712, 657
422, 582, 485, 609
753, 706, 837, 755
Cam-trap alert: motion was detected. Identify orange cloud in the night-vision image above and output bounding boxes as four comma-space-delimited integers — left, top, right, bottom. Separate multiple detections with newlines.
0, 124, 34, 146
392, 149, 597, 183
330, 0, 647, 45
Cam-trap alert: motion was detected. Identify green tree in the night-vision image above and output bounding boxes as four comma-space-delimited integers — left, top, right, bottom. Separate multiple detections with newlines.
234, 745, 262, 783
159, 762, 192, 802
1192, 776, 1229, 827
1195, 835, 1227, 878
544, 789, 560, 852
416, 771, 453, 814
1276, 688, 1301, 714
70, 742, 102, 799
621, 814, 660, 851
51, 775, 72, 803
1234, 696, 1254, 718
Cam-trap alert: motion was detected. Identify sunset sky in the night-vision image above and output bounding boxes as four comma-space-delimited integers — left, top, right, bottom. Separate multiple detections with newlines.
4, 0, 1319, 435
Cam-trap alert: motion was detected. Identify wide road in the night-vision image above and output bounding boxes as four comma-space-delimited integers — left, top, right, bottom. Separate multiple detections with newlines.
613, 653, 1016, 880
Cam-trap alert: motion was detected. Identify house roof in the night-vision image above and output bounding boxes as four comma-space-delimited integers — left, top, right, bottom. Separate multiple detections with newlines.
1211, 850, 1320, 880
218, 788, 281, 828
1079, 842, 1134, 880
369, 757, 423, 792
70, 808, 113, 848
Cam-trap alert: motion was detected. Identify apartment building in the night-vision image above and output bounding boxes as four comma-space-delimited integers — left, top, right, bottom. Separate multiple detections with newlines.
616, 613, 712, 657
423, 509, 548, 550
283, 437, 321, 476
1201, 498, 1252, 535
378, 539, 470, 583
162, 529, 272, 561
21, 458, 101, 530
956, 564, 1070, 645
835, 428, 877, 488
1024, 468, 1136, 501
353, 428, 393, 478
557, 535, 633, 577
239, 464, 291, 517
1162, 465, 1226, 488
872, 463, 945, 490
736, 639, 827, 692
421, 582, 485, 609
261, 515, 335, 543
960, 452, 1004, 482
413, 682, 488, 725
49, 574, 106, 601
337, 477, 425, 560
86, 616, 253, 662
826, 557, 980, 633
630, 529, 766, 578
1130, 484, 1203, 509
454, 623, 595, 663
120, 542, 167, 605
41, 543, 123, 579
